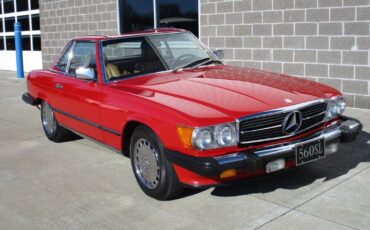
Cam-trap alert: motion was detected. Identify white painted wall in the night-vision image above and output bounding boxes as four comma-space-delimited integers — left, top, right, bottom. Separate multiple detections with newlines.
0, 51, 43, 72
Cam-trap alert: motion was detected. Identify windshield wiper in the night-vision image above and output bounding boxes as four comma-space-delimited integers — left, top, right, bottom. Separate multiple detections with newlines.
173, 58, 212, 72
195, 59, 223, 68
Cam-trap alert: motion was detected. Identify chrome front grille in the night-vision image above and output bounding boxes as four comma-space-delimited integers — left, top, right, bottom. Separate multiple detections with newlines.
238, 100, 328, 144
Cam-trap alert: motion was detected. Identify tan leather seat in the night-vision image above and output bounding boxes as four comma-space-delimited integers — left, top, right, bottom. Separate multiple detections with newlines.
106, 63, 121, 79
103, 53, 121, 79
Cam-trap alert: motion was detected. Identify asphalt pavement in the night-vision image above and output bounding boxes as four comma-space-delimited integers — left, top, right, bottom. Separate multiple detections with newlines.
0, 70, 369, 230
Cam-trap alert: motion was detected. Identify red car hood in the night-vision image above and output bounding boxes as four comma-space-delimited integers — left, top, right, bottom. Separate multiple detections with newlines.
111, 65, 339, 122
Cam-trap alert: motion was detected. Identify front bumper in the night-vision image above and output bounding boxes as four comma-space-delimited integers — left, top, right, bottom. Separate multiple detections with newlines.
164, 116, 362, 178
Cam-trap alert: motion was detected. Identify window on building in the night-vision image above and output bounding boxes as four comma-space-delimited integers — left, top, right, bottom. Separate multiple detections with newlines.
158, 0, 199, 37
6, 36, 15, 50
16, 0, 29, 12
119, 0, 154, 33
5, 17, 16, 32
17, 15, 30, 31
4, 0, 15, 14
32, 35, 41, 51
31, 14, 40, 30
22, 35, 31, 50
0, 37, 4, 50
30, 0, 39, 10
0, 0, 41, 68
119, 0, 199, 37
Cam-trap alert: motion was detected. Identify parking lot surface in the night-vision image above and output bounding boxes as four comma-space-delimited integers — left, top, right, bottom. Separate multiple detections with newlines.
0, 70, 369, 230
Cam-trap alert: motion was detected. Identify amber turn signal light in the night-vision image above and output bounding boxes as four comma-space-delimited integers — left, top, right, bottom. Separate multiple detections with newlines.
176, 126, 194, 149
220, 169, 236, 179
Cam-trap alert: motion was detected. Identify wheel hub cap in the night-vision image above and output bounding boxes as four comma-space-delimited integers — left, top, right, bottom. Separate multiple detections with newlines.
133, 138, 161, 189
42, 103, 56, 135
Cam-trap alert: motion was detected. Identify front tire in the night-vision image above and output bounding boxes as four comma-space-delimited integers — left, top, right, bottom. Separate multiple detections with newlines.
130, 125, 183, 200
41, 101, 71, 142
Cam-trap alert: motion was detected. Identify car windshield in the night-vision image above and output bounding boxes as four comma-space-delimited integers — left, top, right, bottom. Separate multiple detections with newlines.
101, 32, 220, 81
147, 32, 218, 70
102, 36, 166, 81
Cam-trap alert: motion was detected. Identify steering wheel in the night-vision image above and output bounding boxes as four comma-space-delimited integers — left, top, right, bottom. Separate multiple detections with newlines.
172, 54, 198, 67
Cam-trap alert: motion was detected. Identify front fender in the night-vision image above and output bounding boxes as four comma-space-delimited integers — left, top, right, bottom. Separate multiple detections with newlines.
123, 113, 182, 153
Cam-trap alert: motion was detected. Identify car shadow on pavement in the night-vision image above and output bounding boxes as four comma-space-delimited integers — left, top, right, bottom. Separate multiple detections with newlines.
210, 130, 370, 198
60, 132, 83, 143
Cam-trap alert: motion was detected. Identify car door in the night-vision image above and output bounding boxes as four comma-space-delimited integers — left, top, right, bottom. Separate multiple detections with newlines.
46, 41, 75, 119
54, 41, 104, 142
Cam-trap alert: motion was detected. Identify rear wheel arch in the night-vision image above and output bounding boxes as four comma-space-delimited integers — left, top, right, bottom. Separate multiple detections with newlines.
34, 98, 42, 106
40, 101, 72, 142
34, 94, 48, 106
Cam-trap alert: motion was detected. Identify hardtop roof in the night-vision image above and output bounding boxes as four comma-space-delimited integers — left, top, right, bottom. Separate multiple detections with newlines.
73, 28, 186, 41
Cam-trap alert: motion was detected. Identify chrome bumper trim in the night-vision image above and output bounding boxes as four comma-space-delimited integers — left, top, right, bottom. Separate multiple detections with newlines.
256, 127, 341, 157
215, 126, 341, 165
214, 153, 248, 165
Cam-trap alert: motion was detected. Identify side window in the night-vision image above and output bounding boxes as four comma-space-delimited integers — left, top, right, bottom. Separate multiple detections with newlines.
68, 42, 96, 75
55, 42, 74, 72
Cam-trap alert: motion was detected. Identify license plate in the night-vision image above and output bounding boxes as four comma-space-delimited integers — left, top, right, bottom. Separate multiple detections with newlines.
295, 139, 325, 166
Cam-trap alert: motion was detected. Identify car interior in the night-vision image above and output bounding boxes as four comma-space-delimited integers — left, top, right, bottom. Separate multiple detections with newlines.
55, 39, 167, 81
103, 39, 166, 81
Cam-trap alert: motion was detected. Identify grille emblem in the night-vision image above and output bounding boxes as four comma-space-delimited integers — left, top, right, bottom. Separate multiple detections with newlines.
282, 111, 303, 134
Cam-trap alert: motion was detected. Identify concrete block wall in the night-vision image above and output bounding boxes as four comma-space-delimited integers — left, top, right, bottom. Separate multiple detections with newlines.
39, 0, 118, 69
200, 0, 370, 109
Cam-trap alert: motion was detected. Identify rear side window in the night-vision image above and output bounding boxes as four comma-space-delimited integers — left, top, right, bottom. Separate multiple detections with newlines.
68, 42, 96, 75
55, 42, 74, 72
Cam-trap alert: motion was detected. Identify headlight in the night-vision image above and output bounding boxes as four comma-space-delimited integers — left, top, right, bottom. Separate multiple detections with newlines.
215, 124, 237, 146
193, 128, 214, 149
193, 123, 237, 150
326, 100, 337, 118
336, 97, 345, 114
191, 122, 237, 150
326, 96, 345, 119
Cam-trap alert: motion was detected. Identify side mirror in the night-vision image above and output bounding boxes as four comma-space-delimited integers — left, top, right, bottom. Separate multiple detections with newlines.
76, 67, 95, 80
213, 49, 224, 60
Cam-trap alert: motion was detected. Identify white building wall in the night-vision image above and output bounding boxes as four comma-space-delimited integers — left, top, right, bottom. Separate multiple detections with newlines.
0, 50, 42, 71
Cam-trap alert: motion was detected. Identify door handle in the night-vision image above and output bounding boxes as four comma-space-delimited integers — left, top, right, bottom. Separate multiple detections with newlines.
55, 83, 63, 89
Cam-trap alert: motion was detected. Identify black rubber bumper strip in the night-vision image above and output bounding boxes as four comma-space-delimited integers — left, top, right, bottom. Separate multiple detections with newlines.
338, 115, 363, 143
22, 92, 40, 106
164, 149, 266, 177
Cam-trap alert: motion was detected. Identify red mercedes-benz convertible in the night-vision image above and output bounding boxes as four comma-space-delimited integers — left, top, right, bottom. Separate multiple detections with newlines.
23, 28, 362, 200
